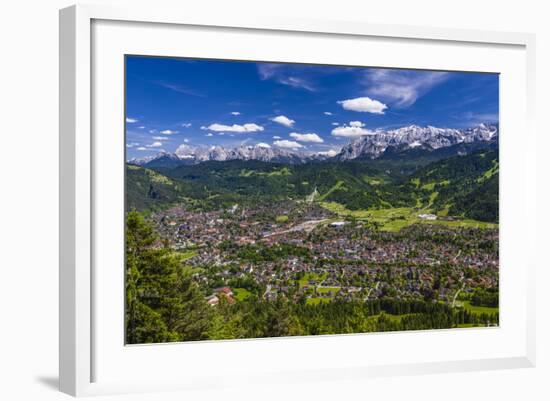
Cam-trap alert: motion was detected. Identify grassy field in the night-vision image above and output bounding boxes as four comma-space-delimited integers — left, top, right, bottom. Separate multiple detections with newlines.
175, 250, 198, 261
233, 287, 252, 301
321, 202, 419, 232
318, 180, 345, 201
268, 166, 292, 176
429, 219, 498, 229
428, 191, 438, 205
298, 272, 328, 288
316, 286, 341, 295
239, 166, 292, 177
421, 182, 436, 191
306, 297, 332, 305
320, 201, 498, 232
478, 160, 499, 182
460, 301, 499, 315
303, 284, 341, 305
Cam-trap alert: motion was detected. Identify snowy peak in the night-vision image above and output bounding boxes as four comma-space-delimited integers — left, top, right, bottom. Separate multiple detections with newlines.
128, 123, 498, 166
133, 143, 312, 166
337, 123, 498, 160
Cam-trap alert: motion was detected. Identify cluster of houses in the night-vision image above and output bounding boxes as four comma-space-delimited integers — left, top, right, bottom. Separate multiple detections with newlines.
150, 201, 499, 306
206, 286, 235, 306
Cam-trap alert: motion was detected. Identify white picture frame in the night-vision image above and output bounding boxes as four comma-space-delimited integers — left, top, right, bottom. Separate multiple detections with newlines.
59, 4, 536, 397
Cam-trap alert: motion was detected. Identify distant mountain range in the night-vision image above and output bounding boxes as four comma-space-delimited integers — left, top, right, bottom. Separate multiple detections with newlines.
128, 123, 498, 168
130, 144, 335, 168
337, 123, 498, 160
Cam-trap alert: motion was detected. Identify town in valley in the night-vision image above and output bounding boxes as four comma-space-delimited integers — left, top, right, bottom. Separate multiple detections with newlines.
124, 56, 499, 344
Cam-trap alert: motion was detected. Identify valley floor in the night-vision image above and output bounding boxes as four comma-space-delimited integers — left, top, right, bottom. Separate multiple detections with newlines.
130, 199, 499, 342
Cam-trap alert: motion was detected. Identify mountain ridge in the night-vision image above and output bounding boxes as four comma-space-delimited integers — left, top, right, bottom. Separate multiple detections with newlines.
128, 123, 498, 168
126, 148, 499, 223
337, 123, 498, 160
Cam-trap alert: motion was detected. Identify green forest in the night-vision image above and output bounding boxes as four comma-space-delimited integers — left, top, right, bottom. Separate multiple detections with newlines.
127, 150, 499, 223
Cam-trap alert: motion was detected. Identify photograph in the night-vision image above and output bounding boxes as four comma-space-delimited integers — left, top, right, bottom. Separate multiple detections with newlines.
2, 0, 546, 399
124, 55, 499, 344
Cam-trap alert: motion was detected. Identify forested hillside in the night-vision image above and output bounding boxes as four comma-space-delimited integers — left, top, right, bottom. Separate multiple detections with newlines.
126, 164, 187, 212
126, 149, 499, 223
410, 150, 499, 222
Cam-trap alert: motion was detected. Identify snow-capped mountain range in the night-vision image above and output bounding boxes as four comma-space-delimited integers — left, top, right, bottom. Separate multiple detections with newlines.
174, 143, 309, 164
130, 144, 339, 166
337, 123, 498, 160
128, 123, 498, 166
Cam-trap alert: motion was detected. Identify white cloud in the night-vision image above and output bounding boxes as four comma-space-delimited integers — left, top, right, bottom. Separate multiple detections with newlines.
203, 123, 264, 133
240, 138, 252, 146
273, 135, 281, 139
183, 138, 189, 143
205, 133, 213, 137
273, 140, 304, 149
146, 141, 163, 148
323, 111, 333, 116
126, 142, 140, 148
317, 149, 339, 157
456, 111, 499, 125
257, 64, 316, 91
331, 122, 375, 138
256, 142, 271, 148
289, 132, 324, 143
271, 115, 295, 128
137, 146, 165, 152
231, 111, 241, 116
337, 97, 387, 114
138, 126, 145, 129
154, 81, 204, 97
331, 122, 339, 126
363, 69, 449, 108
126, 117, 138, 123
160, 129, 178, 135
149, 129, 157, 134
152, 136, 170, 141
181, 123, 192, 128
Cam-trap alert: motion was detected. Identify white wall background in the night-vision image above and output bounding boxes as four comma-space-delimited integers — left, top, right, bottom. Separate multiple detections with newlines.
0, 0, 547, 400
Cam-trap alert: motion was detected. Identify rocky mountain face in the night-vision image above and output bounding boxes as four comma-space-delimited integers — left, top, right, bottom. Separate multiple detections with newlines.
174, 143, 306, 164
336, 123, 498, 160
130, 143, 326, 167
128, 123, 498, 167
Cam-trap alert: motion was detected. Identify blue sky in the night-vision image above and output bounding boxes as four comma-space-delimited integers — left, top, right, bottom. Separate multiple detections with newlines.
125, 55, 499, 159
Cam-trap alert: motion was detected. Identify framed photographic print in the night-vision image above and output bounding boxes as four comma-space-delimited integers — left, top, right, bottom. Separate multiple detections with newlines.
59, 4, 536, 397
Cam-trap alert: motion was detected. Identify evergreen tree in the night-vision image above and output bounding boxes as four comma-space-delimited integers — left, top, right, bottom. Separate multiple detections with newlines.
125, 210, 212, 343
